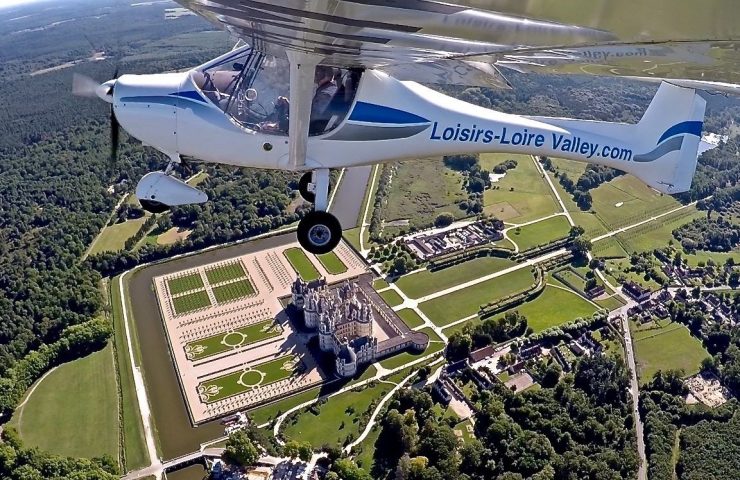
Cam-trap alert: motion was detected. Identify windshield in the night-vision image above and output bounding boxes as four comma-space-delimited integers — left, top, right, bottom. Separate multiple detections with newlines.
193, 49, 362, 136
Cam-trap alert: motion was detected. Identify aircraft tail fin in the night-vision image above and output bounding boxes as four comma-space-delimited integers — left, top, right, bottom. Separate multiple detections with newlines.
630, 82, 706, 194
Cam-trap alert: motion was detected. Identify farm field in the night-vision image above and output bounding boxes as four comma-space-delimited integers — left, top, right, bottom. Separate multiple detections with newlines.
510, 215, 571, 251
89, 216, 149, 255
482, 153, 559, 223
397, 308, 425, 329
283, 248, 321, 281
317, 251, 348, 275
379, 289, 403, 307
281, 382, 393, 449
184, 319, 281, 361
419, 267, 535, 326
197, 355, 301, 403
383, 158, 467, 231
212, 278, 256, 304
172, 290, 211, 315
205, 262, 247, 284
631, 323, 708, 384
9, 344, 119, 459
395, 256, 516, 299
167, 273, 205, 295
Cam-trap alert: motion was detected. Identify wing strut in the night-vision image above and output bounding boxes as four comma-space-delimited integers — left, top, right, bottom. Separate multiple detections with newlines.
286, 51, 321, 170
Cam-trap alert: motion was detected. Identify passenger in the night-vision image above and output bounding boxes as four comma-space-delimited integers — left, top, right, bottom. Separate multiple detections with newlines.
259, 65, 339, 135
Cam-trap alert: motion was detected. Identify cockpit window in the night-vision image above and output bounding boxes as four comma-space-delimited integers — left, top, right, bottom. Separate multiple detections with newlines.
193, 48, 362, 136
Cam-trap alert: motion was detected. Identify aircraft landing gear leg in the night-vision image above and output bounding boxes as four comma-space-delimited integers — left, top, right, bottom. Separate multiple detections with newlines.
297, 168, 341, 254
298, 172, 315, 203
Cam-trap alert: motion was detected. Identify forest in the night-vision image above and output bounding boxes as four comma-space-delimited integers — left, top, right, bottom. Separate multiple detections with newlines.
365, 355, 638, 480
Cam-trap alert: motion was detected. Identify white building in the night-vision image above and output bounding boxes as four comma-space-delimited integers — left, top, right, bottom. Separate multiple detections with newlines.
291, 278, 378, 377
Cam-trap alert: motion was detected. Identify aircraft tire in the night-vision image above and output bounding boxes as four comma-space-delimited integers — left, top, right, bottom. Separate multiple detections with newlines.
297, 211, 342, 255
140, 199, 170, 214
298, 172, 315, 203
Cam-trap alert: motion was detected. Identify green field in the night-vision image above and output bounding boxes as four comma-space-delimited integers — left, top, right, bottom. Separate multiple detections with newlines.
615, 207, 703, 253
205, 262, 246, 284
397, 308, 425, 329
89, 216, 149, 255
591, 236, 629, 258
282, 382, 393, 449
284, 248, 321, 281
589, 175, 680, 230
111, 277, 148, 470
198, 356, 301, 403
249, 386, 322, 426
212, 278, 256, 304
395, 256, 516, 299
317, 251, 348, 275
373, 278, 390, 290
632, 323, 708, 384
184, 319, 281, 361
604, 258, 662, 290
383, 158, 467, 230
497, 285, 598, 332
379, 289, 403, 307
172, 290, 211, 315
167, 273, 205, 295
420, 267, 535, 326
10, 344, 119, 459
481, 153, 559, 223
685, 250, 740, 267
511, 215, 572, 251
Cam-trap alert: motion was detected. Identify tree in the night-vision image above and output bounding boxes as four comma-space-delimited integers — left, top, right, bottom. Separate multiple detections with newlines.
434, 212, 455, 228
446, 332, 472, 361
569, 236, 592, 260
569, 225, 585, 237
223, 430, 259, 467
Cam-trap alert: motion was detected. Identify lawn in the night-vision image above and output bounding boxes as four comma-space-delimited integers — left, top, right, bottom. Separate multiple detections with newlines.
89, 216, 148, 255
372, 278, 390, 290
383, 158, 467, 230
205, 262, 247, 284
419, 267, 536, 326
317, 251, 348, 275
281, 382, 393, 449
494, 285, 598, 333
604, 258, 662, 290
592, 236, 629, 258
198, 355, 301, 403
184, 319, 281, 361
167, 273, 205, 295
212, 278, 256, 304
10, 344, 119, 459
111, 277, 148, 470
684, 250, 740, 267
379, 289, 403, 307
395, 256, 516, 299
249, 386, 322, 426
172, 290, 211, 315
397, 308, 425, 329
510, 215, 571, 251
284, 247, 321, 281
632, 324, 708, 385
481, 153, 559, 223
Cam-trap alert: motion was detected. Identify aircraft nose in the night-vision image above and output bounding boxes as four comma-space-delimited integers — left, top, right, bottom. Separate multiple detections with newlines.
96, 79, 116, 103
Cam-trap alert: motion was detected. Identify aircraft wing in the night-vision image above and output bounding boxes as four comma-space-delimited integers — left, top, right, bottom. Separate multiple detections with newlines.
175, 0, 740, 86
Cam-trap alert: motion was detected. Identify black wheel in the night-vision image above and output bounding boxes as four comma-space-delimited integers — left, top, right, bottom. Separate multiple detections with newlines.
298, 172, 315, 203
140, 199, 170, 214
297, 211, 342, 255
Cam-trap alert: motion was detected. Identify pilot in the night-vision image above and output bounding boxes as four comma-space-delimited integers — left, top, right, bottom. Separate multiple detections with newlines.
259, 65, 339, 134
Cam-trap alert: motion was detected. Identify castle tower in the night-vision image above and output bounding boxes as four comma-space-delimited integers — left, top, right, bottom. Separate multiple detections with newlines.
318, 311, 336, 352
291, 277, 307, 308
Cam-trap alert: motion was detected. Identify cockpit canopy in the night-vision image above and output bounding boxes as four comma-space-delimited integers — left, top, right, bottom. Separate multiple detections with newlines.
192, 46, 362, 136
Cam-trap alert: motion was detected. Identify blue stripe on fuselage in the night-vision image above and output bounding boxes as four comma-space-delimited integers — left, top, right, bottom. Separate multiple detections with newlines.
348, 102, 429, 124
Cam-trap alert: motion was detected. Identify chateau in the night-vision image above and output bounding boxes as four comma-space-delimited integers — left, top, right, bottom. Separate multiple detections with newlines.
291, 277, 378, 377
